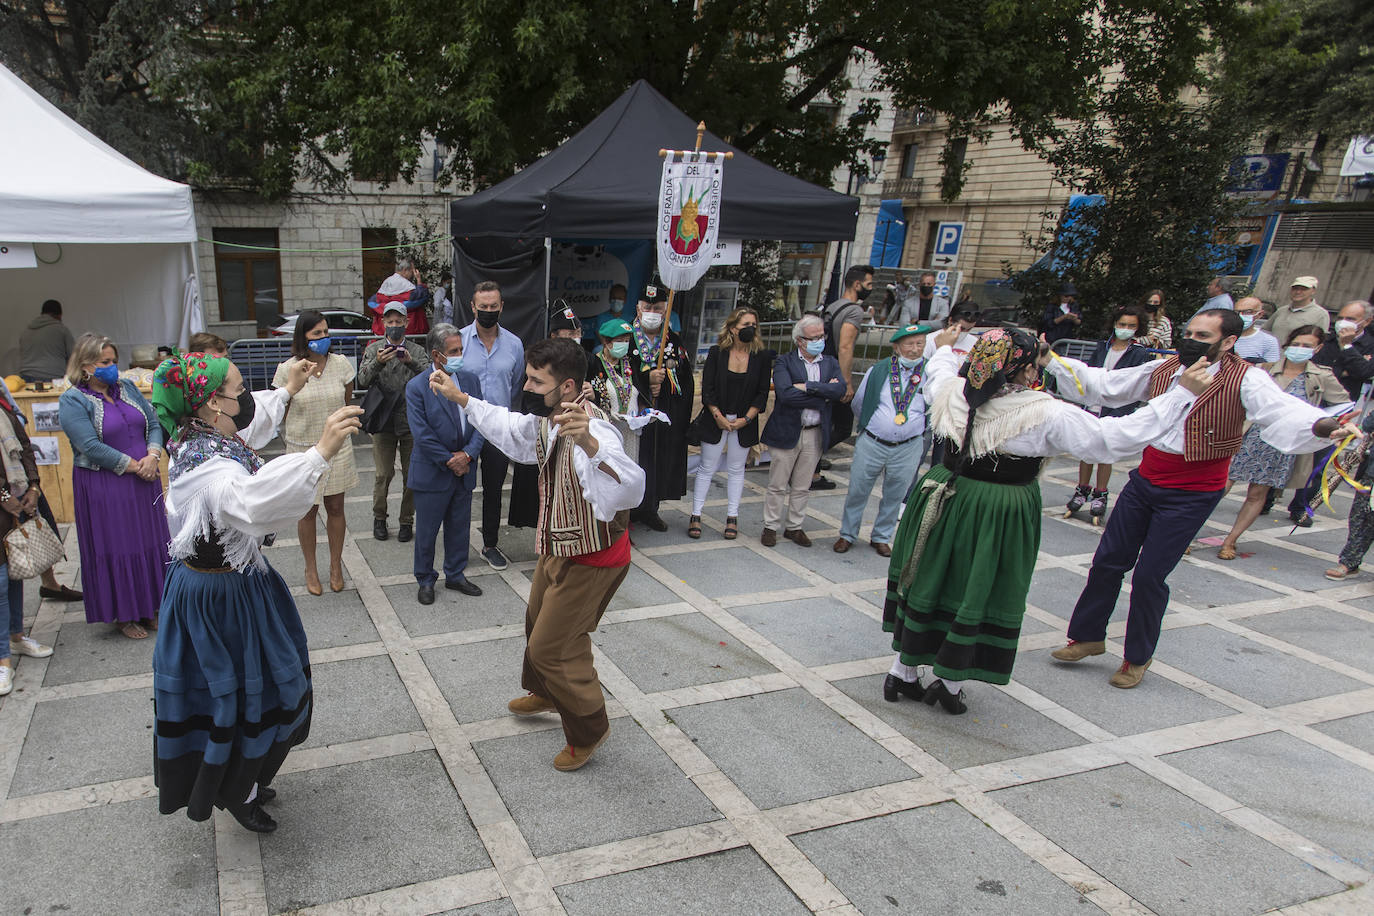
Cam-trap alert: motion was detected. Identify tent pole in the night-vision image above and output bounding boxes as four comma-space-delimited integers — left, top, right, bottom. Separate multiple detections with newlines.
543, 237, 552, 338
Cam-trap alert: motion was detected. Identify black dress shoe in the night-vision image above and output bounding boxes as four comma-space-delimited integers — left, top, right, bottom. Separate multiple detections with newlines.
818, 458, 832, 471
810, 475, 837, 491
883, 673, 924, 703
40, 585, 84, 601
256, 785, 277, 803
417, 584, 436, 605
373, 519, 389, 541
397, 523, 413, 542
922, 679, 968, 715
223, 800, 277, 833
445, 577, 483, 596
641, 513, 668, 532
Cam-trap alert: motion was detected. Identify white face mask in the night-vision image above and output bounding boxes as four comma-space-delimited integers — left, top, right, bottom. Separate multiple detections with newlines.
1335, 319, 1359, 335
639, 312, 664, 331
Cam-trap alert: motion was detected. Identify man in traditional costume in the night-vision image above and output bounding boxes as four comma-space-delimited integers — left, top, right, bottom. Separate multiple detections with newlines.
427, 338, 645, 770
882, 326, 1209, 714
1045, 309, 1361, 688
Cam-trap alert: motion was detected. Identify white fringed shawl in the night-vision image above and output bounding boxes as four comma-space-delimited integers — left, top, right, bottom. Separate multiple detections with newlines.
929, 383, 1058, 458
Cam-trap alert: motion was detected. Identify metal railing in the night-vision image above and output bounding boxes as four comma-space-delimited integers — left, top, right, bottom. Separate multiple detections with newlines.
881, 177, 925, 199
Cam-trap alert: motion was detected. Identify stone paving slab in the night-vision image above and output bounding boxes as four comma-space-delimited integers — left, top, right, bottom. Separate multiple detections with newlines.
1165, 731, 1374, 872
262, 751, 490, 912
422, 636, 528, 724
654, 546, 807, 599
592, 612, 777, 693
294, 586, 382, 649
302, 654, 424, 749
10, 686, 152, 796
474, 722, 722, 858
729, 596, 885, 667
1240, 605, 1374, 670
792, 802, 1091, 915
833, 674, 1086, 770
386, 579, 527, 637
992, 764, 1347, 916
1311, 711, 1374, 755
555, 847, 808, 915
0, 797, 218, 915
669, 688, 913, 809
41, 617, 156, 686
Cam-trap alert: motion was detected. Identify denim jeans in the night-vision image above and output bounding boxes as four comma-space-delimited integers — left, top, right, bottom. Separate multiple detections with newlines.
839, 433, 923, 544
0, 563, 24, 660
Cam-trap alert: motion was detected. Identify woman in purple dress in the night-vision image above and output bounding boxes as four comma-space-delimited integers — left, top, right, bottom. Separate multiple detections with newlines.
58, 333, 170, 639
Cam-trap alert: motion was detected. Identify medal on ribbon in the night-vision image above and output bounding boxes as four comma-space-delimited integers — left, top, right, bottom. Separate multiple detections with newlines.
889, 358, 922, 426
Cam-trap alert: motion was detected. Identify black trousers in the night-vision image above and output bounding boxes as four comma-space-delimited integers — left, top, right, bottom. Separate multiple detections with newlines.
478, 442, 510, 549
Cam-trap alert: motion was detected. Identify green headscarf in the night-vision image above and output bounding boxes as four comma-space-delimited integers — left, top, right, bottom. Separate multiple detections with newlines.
152, 351, 230, 436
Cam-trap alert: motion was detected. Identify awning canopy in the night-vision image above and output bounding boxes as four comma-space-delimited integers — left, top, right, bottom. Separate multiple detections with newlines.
451, 80, 858, 242
0, 63, 196, 244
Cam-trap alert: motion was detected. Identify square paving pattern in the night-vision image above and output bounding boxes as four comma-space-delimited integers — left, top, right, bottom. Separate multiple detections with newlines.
1, 449, 1371, 914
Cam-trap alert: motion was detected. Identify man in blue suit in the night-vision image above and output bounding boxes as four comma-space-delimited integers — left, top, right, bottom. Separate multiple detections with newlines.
759, 314, 847, 547
407, 323, 485, 604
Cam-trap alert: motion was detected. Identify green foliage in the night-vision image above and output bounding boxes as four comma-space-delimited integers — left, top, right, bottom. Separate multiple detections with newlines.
1220, 0, 1374, 144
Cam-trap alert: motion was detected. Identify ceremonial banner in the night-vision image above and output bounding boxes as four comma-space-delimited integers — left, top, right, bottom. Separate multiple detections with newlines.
656, 151, 724, 291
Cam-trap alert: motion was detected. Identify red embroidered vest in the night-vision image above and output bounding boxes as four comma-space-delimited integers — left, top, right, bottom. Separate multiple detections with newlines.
533, 401, 630, 557
1147, 352, 1249, 461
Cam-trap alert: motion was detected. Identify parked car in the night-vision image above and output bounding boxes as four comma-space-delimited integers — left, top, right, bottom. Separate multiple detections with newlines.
268, 309, 374, 337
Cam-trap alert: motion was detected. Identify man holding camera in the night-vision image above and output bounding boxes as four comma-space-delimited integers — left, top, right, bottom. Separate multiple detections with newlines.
357, 302, 428, 542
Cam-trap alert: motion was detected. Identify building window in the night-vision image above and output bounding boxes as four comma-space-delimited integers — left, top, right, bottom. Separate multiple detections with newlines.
946, 137, 968, 170
213, 229, 282, 327
900, 143, 919, 179
361, 228, 399, 299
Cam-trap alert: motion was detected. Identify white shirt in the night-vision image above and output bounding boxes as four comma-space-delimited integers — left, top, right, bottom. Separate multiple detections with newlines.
924, 332, 978, 360
924, 347, 1200, 463
462, 396, 645, 521
1233, 329, 1281, 364
1046, 354, 1329, 456
240, 387, 292, 451
855, 360, 925, 442
800, 352, 822, 428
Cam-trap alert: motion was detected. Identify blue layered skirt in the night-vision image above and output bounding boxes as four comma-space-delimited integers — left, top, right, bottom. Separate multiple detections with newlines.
152, 560, 312, 821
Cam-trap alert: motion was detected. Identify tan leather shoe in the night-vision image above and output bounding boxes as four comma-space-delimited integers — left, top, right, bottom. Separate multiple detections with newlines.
871, 540, 892, 558
833, 537, 852, 553
508, 693, 556, 717
784, 528, 813, 547
1109, 659, 1151, 689
554, 730, 609, 771
761, 528, 778, 547
1050, 640, 1106, 662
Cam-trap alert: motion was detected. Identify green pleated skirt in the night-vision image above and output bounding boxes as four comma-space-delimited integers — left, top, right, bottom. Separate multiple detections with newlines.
883, 463, 1040, 684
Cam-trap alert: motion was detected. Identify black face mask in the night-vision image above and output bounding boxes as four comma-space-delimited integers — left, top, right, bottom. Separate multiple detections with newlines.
231, 390, 255, 431
737, 326, 757, 343
919, 285, 934, 296
385, 326, 406, 342
522, 389, 554, 417
476, 310, 500, 329
1176, 338, 1217, 366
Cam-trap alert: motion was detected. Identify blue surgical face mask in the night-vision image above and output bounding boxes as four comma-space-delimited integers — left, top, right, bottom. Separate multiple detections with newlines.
92, 364, 120, 385
307, 336, 332, 355
608, 299, 625, 314
898, 355, 921, 370
804, 338, 825, 356
1284, 345, 1314, 363
1114, 327, 1135, 340
608, 340, 630, 360
445, 355, 464, 373
1239, 314, 1255, 330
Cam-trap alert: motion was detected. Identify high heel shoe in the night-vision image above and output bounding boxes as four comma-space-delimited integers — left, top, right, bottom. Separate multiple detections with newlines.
921, 679, 968, 715
305, 573, 323, 596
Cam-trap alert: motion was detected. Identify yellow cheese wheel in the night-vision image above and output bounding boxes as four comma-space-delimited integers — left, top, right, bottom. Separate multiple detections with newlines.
4, 375, 25, 392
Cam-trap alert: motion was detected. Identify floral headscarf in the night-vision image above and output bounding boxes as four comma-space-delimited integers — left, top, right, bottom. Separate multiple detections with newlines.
959, 327, 1040, 409
152, 352, 230, 435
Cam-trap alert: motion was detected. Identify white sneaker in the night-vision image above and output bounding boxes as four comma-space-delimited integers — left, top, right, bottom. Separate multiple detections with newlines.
0, 665, 12, 696
10, 636, 53, 658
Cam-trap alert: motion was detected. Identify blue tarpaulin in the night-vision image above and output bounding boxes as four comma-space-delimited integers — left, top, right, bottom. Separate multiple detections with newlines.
869, 199, 907, 268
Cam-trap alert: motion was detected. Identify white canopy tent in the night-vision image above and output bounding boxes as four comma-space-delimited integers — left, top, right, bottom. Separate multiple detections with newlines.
0, 62, 203, 374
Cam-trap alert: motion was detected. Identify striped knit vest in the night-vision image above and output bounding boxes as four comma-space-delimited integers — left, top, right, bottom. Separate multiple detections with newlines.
533, 401, 629, 557
1147, 352, 1249, 461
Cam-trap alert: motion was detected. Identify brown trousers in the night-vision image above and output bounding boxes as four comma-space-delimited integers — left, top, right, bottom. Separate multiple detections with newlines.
523, 555, 629, 747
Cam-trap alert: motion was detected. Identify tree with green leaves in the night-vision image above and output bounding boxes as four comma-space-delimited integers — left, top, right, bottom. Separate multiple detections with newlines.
2, 0, 1251, 200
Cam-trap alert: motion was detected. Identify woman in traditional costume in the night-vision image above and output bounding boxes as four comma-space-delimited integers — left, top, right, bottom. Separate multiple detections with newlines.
882, 325, 1207, 714
150, 352, 360, 832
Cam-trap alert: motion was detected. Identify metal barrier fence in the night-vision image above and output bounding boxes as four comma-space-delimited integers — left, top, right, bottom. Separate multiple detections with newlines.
757, 320, 916, 385
228, 335, 428, 392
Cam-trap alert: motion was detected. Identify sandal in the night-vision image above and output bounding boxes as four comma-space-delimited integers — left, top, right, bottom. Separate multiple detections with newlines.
1217, 545, 1237, 561
687, 516, 702, 539
1325, 564, 1358, 581
723, 516, 738, 540
118, 621, 148, 640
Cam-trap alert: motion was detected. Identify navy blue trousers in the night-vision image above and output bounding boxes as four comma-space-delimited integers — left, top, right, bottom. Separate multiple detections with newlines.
412, 484, 473, 586
1067, 470, 1225, 664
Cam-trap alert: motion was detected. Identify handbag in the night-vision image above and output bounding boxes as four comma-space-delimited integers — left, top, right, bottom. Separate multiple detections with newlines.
359, 385, 401, 435
4, 515, 64, 580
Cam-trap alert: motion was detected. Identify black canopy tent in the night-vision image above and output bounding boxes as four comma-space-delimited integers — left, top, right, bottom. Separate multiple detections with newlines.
449, 80, 858, 341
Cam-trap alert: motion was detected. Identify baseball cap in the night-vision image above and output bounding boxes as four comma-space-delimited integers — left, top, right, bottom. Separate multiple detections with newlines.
1292, 276, 1319, 289
381, 300, 407, 316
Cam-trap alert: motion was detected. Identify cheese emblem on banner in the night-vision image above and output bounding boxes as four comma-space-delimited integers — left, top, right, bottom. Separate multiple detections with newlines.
657, 151, 724, 290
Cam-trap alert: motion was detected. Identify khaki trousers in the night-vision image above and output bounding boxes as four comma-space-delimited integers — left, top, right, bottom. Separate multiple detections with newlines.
372, 430, 415, 525
523, 555, 629, 746
763, 426, 822, 531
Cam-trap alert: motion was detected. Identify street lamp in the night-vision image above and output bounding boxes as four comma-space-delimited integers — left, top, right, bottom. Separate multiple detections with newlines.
825, 149, 889, 303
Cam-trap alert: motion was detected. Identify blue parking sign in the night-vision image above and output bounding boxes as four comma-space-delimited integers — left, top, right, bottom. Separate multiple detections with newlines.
933, 222, 964, 267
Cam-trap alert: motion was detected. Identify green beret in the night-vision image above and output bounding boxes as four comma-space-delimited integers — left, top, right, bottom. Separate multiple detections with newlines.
890, 324, 935, 343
